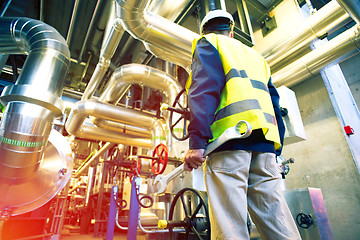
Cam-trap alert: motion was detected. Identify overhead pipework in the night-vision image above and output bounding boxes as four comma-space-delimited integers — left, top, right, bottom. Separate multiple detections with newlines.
336, 0, 360, 24
82, 0, 125, 100
65, 99, 161, 149
82, 0, 194, 101
116, 0, 199, 71
0, 17, 73, 216
264, 0, 351, 68
272, 21, 360, 87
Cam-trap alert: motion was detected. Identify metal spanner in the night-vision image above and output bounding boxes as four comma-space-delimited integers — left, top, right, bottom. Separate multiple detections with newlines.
153, 120, 252, 194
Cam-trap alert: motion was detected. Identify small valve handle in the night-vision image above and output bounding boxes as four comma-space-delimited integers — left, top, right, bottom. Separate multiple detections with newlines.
151, 143, 168, 175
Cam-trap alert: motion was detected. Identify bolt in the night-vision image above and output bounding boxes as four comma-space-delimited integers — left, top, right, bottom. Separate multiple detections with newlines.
0, 207, 11, 220
59, 168, 67, 177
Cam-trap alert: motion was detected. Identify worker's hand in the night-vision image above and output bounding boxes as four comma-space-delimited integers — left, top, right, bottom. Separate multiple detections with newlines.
184, 149, 206, 171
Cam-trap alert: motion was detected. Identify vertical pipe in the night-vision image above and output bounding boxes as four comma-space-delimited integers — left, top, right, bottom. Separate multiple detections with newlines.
66, 0, 81, 45
106, 186, 118, 240
127, 177, 139, 240
0, 0, 12, 17
78, 0, 103, 62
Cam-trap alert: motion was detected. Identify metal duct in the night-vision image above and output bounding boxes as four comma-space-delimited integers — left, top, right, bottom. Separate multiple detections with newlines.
264, 0, 350, 68
82, 0, 125, 100
336, 0, 360, 24
0, 17, 70, 182
116, 0, 199, 70
65, 100, 160, 148
272, 25, 360, 87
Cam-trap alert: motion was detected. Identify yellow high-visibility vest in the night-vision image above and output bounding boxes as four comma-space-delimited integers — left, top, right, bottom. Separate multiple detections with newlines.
186, 33, 281, 150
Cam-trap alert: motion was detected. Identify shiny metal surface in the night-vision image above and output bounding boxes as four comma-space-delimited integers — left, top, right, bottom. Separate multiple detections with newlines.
147, 0, 192, 22
0, 17, 70, 115
0, 17, 70, 204
117, 0, 199, 70
81, 0, 124, 100
264, 0, 350, 68
0, 129, 73, 216
337, 0, 360, 24
99, 64, 183, 106
82, 0, 192, 100
74, 142, 115, 178
65, 100, 159, 148
272, 25, 360, 87
0, 102, 54, 182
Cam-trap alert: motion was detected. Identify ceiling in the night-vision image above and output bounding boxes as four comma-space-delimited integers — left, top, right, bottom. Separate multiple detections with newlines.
0, 0, 284, 100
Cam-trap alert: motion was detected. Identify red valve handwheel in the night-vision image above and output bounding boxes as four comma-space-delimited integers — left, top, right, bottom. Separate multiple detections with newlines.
152, 143, 168, 175
129, 159, 141, 181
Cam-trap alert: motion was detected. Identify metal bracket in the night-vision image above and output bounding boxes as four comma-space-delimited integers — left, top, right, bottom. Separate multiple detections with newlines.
261, 16, 277, 37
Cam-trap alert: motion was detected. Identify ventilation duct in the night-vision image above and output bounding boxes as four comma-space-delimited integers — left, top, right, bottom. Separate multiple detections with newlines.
0, 17, 72, 215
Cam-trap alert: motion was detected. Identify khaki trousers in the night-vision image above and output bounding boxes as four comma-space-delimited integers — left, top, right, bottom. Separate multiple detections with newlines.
204, 150, 301, 240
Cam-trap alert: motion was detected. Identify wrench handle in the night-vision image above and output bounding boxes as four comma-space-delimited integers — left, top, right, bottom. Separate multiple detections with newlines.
165, 163, 185, 183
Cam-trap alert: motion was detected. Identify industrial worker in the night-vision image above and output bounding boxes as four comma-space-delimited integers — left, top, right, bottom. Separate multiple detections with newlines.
184, 9, 301, 240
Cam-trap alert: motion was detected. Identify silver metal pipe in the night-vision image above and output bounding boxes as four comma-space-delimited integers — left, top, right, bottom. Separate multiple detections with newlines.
99, 63, 183, 106
0, 0, 12, 17
336, 0, 360, 24
74, 142, 115, 178
0, 17, 70, 181
81, 0, 125, 100
272, 25, 360, 87
147, 0, 192, 22
40, 0, 44, 21
78, 0, 103, 62
65, 100, 159, 148
98, 63, 184, 155
82, 0, 192, 100
116, 0, 199, 70
91, 118, 152, 138
264, 0, 350, 67
66, 0, 81, 45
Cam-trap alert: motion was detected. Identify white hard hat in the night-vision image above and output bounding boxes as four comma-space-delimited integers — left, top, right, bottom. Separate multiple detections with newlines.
200, 9, 234, 33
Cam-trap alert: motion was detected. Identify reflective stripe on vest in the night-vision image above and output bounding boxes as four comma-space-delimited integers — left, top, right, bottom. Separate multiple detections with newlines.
188, 34, 281, 150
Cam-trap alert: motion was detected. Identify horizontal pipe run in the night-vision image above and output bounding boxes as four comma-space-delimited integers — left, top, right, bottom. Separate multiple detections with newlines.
65, 100, 161, 148
272, 25, 360, 87
264, 0, 350, 68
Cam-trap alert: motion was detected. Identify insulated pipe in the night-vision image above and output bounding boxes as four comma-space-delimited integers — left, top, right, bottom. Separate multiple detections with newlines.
116, 0, 199, 70
81, 0, 125, 100
99, 64, 183, 107
0, 17, 70, 181
65, 100, 159, 148
337, 0, 360, 24
272, 25, 360, 87
82, 0, 192, 100
264, 0, 350, 68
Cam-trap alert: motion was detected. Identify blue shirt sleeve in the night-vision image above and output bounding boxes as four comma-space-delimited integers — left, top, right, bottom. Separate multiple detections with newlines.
268, 78, 285, 156
188, 37, 226, 149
